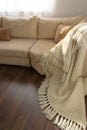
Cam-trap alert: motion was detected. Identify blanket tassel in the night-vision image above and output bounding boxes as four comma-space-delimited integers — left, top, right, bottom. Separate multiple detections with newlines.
53, 115, 86, 130
38, 81, 86, 130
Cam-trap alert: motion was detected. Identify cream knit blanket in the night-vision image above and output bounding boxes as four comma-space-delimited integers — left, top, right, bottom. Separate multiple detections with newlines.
38, 23, 87, 130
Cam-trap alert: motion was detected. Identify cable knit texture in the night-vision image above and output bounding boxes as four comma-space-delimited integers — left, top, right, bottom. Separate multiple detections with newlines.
38, 23, 87, 130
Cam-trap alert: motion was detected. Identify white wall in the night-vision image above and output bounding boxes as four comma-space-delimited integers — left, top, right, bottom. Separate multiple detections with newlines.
54, 0, 87, 17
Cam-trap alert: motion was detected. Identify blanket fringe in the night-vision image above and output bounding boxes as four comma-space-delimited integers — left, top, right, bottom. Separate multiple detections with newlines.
38, 82, 86, 130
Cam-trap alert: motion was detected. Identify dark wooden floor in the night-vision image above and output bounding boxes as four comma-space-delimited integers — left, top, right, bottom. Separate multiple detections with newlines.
0, 65, 86, 130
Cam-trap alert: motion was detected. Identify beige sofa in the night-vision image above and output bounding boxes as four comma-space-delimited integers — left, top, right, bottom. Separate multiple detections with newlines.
0, 15, 87, 76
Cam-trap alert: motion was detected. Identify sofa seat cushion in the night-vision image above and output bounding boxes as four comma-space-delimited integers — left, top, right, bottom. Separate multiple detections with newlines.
0, 38, 36, 58
0, 56, 30, 67
30, 39, 55, 62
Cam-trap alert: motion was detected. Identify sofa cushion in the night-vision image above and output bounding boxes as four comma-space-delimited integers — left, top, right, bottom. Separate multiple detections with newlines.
0, 38, 36, 58
30, 39, 55, 62
0, 56, 30, 67
0, 28, 11, 41
38, 16, 84, 39
31, 59, 44, 75
2, 16, 37, 38
55, 24, 73, 43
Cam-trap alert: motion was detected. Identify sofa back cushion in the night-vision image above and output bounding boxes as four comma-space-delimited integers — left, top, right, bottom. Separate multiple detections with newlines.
0, 28, 11, 41
2, 16, 37, 38
38, 16, 84, 39
0, 17, 1, 27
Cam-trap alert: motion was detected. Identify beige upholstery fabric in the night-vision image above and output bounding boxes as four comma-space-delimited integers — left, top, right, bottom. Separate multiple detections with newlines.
0, 28, 11, 41
31, 59, 44, 75
2, 16, 37, 38
0, 38, 36, 58
30, 39, 55, 62
38, 16, 84, 39
0, 56, 30, 67
30, 39, 55, 74
0, 17, 1, 27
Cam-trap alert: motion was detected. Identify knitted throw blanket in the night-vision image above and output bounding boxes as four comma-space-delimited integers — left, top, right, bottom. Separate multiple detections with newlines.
38, 23, 87, 130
